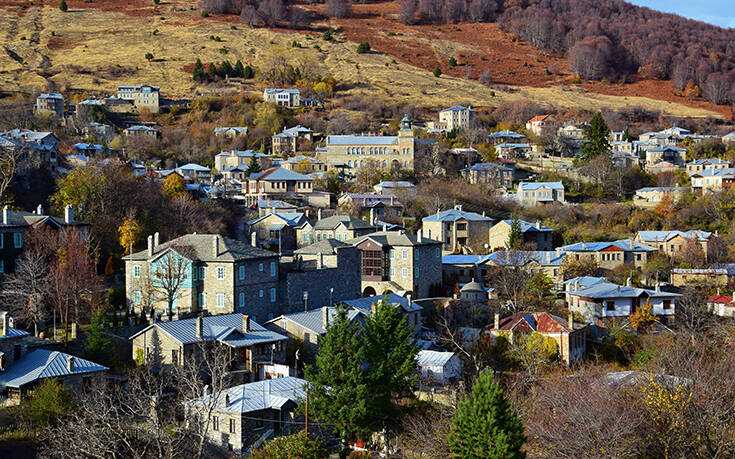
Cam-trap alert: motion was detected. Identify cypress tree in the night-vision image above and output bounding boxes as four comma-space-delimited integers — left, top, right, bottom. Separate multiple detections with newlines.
59, 0, 68, 12
505, 218, 523, 250
193, 58, 204, 82
579, 112, 611, 161
242, 64, 254, 79
245, 156, 261, 176
234, 60, 245, 78
449, 370, 526, 458
220, 60, 233, 78
84, 309, 112, 366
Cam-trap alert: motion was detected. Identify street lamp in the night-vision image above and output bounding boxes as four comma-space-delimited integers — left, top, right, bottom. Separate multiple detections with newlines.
303, 291, 309, 312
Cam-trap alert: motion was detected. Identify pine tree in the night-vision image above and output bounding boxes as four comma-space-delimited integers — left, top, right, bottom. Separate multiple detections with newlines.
579, 112, 611, 161
242, 64, 254, 79
245, 156, 261, 176
192, 58, 204, 82
449, 370, 526, 458
304, 306, 371, 441
234, 60, 245, 78
505, 218, 523, 250
84, 309, 112, 366
360, 299, 419, 431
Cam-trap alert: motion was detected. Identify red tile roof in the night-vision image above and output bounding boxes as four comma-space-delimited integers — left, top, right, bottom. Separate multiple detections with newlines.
491, 311, 581, 333
528, 115, 550, 123
707, 295, 735, 304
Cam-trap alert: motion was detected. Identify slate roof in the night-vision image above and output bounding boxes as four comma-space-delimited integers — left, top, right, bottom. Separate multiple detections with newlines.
487, 130, 524, 139
343, 293, 423, 313
422, 208, 492, 223
692, 168, 735, 177
374, 181, 415, 189
687, 158, 729, 166
214, 126, 248, 134
567, 281, 680, 300
257, 199, 296, 210
125, 234, 277, 262
327, 135, 399, 146
441, 105, 472, 112
497, 219, 552, 232
485, 250, 566, 267
491, 311, 582, 333
267, 307, 364, 335
560, 239, 657, 252
646, 146, 686, 152
495, 143, 531, 149
251, 167, 313, 182
130, 313, 286, 347
215, 150, 269, 158
314, 215, 375, 231
518, 182, 564, 191
125, 125, 158, 132
264, 88, 300, 95
348, 231, 441, 247
176, 163, 210, 172
462, 162, 513, 172
190, 377, 307, 414
416, 350, 456, 367
283, 155, 323, 165
636, 230, 711, 243
249, 212, 308, 228
0, 209, 84, 228
38, 93, 63, 100
564, 276, 609, 290
294, 239, 350, 255
0, 349, 108, 389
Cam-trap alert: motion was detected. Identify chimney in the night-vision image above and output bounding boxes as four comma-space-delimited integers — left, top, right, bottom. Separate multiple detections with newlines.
370, 208, 375, 226
213, 236, 219, 257
573, 280, 579, 291
64, 205, 74, 223
494, 312, 500, 329
36, 204, 43, 215
655, 282, 660, 292
224, 393, 230, 406
154, 232, 160, 248
242, 314, 250, 332
1, 312, 7, 336
196, 316, 203, 339
626, 277, 632, 287
317, 209, 322, 220
417, 230, 422, 243
629, 238, 634, 250
390, 195, 394, 206
482, 211, 486, 217
582, 241, 587, 249
251, 232, 257, 247
317, 252, 323, 269
67, 356, 75, 372
322, 307, 329, 329
536, 221, 541, 229
436, 209, 440, 218
406, 293, 412, 310
147, 235, 154, 257
718, 287, 721, 296
2, 206, 8, 225
383, 223, 387, 232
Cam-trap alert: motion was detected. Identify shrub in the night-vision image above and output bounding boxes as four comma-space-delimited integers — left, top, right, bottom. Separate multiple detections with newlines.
144, 52, 154, 61
433, 67, 442, 77
449, 56, 457, 67
323, 28, 334, 41
356, 42, 370, 54
59, 0, 67, 11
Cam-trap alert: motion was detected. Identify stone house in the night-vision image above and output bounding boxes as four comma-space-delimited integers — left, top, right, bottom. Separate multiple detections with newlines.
123, 125, 160, 138
1, 205, 89, 274
281, 155, 326, 174
645, 146, 687, 167
691, 168, 735, 194
271, 126, 314, 154
421, 206, 494, 254
632, 187, 688, 209
373, 181, 416, 195
487, 311, 587, 365
487, 219, 554, 251
323, 117, 415, 173
348, 231, 443, 298
186, 377, 307, 454
1, 129, 60, 171
242, 168, 314, 199
117, 85, 160, 113
263, 88, 300, 108
634, 230, 711, 259
299, 215, 377, 246
124, 233, 280, 322
686, 158, 731, 176
558, 239, 657, 271
706, 292, 735, 318
671, 268, 729, 289
525, 115, 553, 136
461, 162, 514, 188
175, 163, 212, 183
214, 127, 248, 139
517, 182, 565, 206
487, 130, 526, 145
35, 93, 64, 117
494, 143, 532, 160
438, 106, 474, 131
247, 213, 311, 254
130, 314, 287, 379
214, 150, 273, 172
337, 193, 404, 220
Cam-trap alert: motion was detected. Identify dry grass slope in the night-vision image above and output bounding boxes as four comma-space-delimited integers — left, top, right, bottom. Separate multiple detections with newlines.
0, 3, 722, 118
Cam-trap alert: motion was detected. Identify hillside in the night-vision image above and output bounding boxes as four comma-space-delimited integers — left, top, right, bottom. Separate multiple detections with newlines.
0, 0, 727, 118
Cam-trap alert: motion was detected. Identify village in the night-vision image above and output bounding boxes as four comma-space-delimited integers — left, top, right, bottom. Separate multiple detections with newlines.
1, 78, 735, 458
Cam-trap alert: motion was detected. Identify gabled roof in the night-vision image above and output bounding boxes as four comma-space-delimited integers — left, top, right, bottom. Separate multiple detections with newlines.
492, 311, 582, 333
560, 239, 657, 252
190, 377, 307, 414
343, 293, 423, 313
416, 350, 457, 367
374, 181, 415, 189
635, 187, 687, 193
462, 162, 513, 172
495, 143, 531, 149
707, 294, 735, 305
124, 125, 158, 132
294, 239, 350, 255
251, 167, 313, 182
497, 219, 552, 232
692, 168, 735, 178
519, 182, 564, 191
130, 313, 286, 347
0, 209, 84, 228
327, 135, 399, 146
0, 324, 30, 340
215, 149, 269, 158
646, 146, 686, 153
0, 349, 108, 389
527, 115, 550, 123
564, 276, 609, 289
567, 280, 680, 300
248, 212, 308, 228
636, 230, 711, 243
422, 208, 492, 223
214, 126, 248, 133
264, 88, 300, 95
125, 234, 276, 262
349, 231, 441, 247
176, 163, 210, 172
441, 105, 472, 112
314, 215, 375, 231
485, 250, 565, 267
38, 93, 63, 100
267, 307, 364, 335
487, 130, 524, 139
687, 158, 729, 166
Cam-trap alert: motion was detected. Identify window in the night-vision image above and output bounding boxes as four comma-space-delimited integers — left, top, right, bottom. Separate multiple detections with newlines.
171, 349, 178, 365
13, 232, 22, 249
390, 267, 395, 277
663, 299, 671, 310
362, 250, 383, 277
402, 267, 408, 278
259, 263, 264, 272
270, 288, 276, 302
217, 293, 225, 308
133, 290, 141, 304
270, 261, 277, 277
213, 416, 219, 431
415, 267, 420, 278
239, 265, 245, 280
239, 292, 245, 307
402, 249, 408, 260
229, 418, 236, 434
0, 260, 3, 273
200, 267, 207, 279
436, 247, 440, 257
259, 289, 264, 298
0, 233, 3, 249
414, 250, 419, 261
606, 301, 615, 311
199, 292, 207, 309
216, 266, 225, 280
133, 265, 141, 278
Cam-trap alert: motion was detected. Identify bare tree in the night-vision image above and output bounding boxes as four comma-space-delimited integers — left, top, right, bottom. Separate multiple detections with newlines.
436, 304, 492, 376
0, 148, 20, 205
0, 248, 51, 336
151, 247, 193, 321
673, 289, 714, 337
326, 0, 350, 18
400, 403, 454, 458
702, 73, 732, 105
398, 0, 418, 24
486, 250, 535, 313
175, 342, 233, 459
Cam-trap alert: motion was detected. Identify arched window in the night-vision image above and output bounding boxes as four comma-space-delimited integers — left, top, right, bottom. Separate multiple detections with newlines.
382, 160, 387, 167
360, 160, 365, 167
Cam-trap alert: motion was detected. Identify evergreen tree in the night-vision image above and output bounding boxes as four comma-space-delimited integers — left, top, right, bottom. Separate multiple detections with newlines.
85, 309, 112, 366
220, 60, 233, 78
242, 64, 254, 79
234, 60, 245, 78
449, 370, 526, 458
245, 156, 261, 176
360, 299, 419, 431
192, 58, 204, 82
206, 62, 217, 80
505, 218, 523, 250
579, 112, 611, 161
59, 0, 68, 12
304, 306, 371, 441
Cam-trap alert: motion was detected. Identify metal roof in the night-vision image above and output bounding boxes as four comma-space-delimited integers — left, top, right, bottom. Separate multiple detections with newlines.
248, 212, 308, 227
343, 293, 422, 313
560, 239, 657, 252
264, 88, 300, 95
422, 208, 492, 223
176, 163, 210, 171
518, 182, 564, 191
190, 377, 307, 414
462, 162, 513, 172
314, 215, 375, 231
125, 234, 277, 262
251, 167, 313, 182
487, 130, 524, 139
0, 349, 108, 389
294, 239, 350, 255
568, 281, 680, 300
636, 230, 711, 243
268, 307, 364, 335
416, 350, 456, 367
441, 105, 471, 112
130, 313, 286, 346
348, 231, 441, 247
0, 326, 30, 340
327, 135, 399, 146
497, 219, 552, 232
